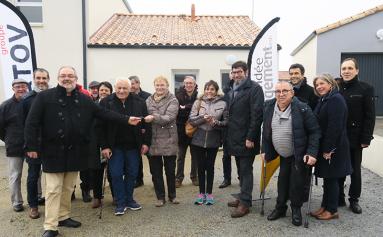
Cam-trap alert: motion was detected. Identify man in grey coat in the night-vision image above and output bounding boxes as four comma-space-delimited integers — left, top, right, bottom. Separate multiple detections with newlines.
226, 61, 264, 218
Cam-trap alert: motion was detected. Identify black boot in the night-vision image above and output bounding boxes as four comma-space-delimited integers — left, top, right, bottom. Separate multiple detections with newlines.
350, 201, 362, 214
267, 209, 286, 221
81, 189, 92, 203
219, 180, 231, 189
291, 207, 302, 226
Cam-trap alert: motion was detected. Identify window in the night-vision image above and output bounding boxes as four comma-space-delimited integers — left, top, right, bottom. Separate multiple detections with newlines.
221, 70, 231, 91
15, 0, 43, 24
172, 69, 198, 94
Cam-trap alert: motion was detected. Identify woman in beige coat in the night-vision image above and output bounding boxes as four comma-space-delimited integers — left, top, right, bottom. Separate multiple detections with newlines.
145, 76, 179, 207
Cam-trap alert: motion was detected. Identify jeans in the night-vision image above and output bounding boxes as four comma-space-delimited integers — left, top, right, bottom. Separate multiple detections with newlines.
149, 155, 176, 200
191, 145, 218, 194
27, 162, 42, 208
176, 143, 197, 182
108, 148, 139, 208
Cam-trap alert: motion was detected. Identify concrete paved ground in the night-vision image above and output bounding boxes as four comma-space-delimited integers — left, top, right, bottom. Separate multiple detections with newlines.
0, 147, 382, 237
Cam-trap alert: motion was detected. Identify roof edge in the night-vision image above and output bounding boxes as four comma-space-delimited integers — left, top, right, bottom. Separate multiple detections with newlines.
290, 31, 316, 56
87, 44, 251, 50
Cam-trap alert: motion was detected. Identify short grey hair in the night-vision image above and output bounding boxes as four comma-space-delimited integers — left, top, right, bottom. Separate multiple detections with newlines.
129, 75, 140, 84
184, 75, 196, 82
275, 80, 293, 90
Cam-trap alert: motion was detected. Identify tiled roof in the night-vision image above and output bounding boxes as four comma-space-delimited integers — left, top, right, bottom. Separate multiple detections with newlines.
89, 13, 260, 48
316, 4, 383, 34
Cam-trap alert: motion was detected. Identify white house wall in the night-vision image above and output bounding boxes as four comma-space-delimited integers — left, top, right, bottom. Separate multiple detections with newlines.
291, 36, 317, 86
88, 48, 249, 94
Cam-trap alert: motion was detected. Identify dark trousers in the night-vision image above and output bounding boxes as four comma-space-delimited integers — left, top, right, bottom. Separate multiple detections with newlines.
237, 155, 255, 207
321, 178, 339, 214
276, 156, 305, 211
91, 162, 108, 199
191, 145, 218, 194
222, 149, 240, 181
27, 162, 42, 208
149, 155, 176, 201
136, 155, 144, 183
176, 143, 198, 181
80, 169, 92, 191
339, 147, 362, 202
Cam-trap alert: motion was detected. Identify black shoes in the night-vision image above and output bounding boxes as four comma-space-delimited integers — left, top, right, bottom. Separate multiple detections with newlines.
291, 207, 302, 226
42, 230, 58, 237
134, 180, 144, 188
58, 218, 82, 228
82, 189, 92, 203
267, 209, 286, 221
13, 204, 24, 212
350, 201, 362, 214
218, 180, 231, 189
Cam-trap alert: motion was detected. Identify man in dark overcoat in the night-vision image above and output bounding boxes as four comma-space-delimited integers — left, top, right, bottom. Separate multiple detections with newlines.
24, 66, 141, 237
226, 61, 264, 218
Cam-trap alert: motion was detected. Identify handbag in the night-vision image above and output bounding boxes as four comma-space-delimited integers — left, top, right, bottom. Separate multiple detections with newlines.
185, 99, 202, 138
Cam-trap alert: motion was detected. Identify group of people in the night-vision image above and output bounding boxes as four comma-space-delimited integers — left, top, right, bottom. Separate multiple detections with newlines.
0, 58, 375, 237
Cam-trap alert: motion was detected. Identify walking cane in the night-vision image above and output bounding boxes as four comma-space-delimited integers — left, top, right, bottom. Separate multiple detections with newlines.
99, 163, 108, 219
260, 159, 267, 216
304, 157, 315, 228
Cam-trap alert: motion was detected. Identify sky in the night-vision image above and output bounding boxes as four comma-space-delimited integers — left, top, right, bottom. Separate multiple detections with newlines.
128, 0, 383, 70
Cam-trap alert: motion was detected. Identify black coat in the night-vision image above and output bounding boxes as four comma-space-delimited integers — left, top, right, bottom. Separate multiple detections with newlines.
225, 79, 264, 157
175, 87, 198, 145
339, 76, 375, 148
138, 89, 151, 100
262, 97, 321, 165
293, 78, 318, 110
98, 93, 151, 151
24, 85, 130, 173
314, 90, 352, 178
22, 90, 42, 164
0, 95, 25, 157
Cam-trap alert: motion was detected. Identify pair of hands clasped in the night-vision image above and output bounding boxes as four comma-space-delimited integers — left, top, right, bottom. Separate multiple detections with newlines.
128, 115, 155, 125
260, 153, 317, 166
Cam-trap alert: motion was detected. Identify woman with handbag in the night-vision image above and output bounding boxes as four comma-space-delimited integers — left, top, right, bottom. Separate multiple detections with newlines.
188, 80, 228, 205
144, 76, 180, 207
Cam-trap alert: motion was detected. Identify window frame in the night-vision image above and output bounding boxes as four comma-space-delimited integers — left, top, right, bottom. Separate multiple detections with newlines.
171, 69, 199, 94
15, 0, 43, 25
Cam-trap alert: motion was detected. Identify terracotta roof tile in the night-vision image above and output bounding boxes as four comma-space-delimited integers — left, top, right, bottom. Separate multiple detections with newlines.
316, 4, 383, 34
89, 14, 260, 48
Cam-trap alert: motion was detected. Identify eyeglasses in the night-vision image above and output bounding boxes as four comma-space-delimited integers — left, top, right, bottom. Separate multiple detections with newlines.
274, 89, 292, 95
13, 85, 28, 89
59, 74, 76, 79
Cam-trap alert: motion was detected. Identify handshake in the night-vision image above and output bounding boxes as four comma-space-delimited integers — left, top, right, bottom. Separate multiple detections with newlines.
128, 115, 155, 125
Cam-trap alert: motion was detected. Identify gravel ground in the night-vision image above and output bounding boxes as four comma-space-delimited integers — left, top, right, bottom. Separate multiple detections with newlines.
0, 147, 382, 237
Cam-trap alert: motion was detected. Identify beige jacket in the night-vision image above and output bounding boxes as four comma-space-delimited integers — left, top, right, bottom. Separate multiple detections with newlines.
146, 92, 179, 156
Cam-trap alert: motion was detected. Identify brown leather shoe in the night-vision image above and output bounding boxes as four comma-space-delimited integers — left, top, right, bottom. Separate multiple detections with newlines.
231, 203, 250, 218
175, 180, 182, 188
316, 210, 339, 220
227, 199, 240, 207
191, 178, 199, 186
92, 199, 101, 208
310, 207, 325, 217
29, 207, 40, 219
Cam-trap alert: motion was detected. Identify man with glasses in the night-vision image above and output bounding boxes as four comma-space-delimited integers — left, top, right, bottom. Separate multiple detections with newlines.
226, 61, 264, 218
261, 81, 321, 226
24, 66, 142, 237
0, 78, 29, 213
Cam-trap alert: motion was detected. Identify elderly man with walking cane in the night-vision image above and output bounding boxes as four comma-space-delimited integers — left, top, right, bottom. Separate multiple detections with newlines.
261, 81, 321, 226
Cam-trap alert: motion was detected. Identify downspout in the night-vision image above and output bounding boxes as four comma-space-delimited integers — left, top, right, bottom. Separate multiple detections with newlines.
82, 0, 88, 88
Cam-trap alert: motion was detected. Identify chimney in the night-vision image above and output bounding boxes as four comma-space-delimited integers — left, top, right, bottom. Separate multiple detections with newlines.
191, 4, 196, 21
